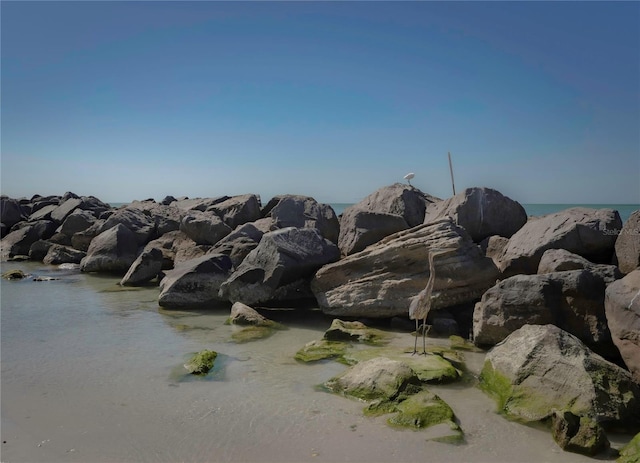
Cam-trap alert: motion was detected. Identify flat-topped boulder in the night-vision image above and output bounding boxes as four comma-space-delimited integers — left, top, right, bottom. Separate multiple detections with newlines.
206, 194, 262, 229
263, 195, 339, 244
210, 223, 264, 267
615, 210, 640, 274
497, 207, 621, 277
338, 210, 409, 256
312, 219, 499, 318
537, 249, 622, 283
80, 224, 139, 274
423, 187, 527, 242
180, 210, 232, 246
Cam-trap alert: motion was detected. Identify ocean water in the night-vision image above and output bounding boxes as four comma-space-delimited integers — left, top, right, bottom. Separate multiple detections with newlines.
1, 262, 618, 463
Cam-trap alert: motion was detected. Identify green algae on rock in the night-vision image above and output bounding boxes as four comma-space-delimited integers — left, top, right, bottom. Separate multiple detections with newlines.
323, 319, 390, 345
230, 325, 277, 343
449, 335, 482, 352
2, 269, 28, 280
184, 349, 218, 375
294, 339, 350, 363
618, 432, 640, 463
551, 410, 610, 456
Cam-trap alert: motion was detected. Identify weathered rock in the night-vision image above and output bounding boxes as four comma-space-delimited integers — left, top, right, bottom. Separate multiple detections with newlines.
267, 195, 340, 244
97, 207, 156, 246
220, 227, 340, 305
28, 204, 58, 222
324, 357, 422, 401
338, 210, 408, 256
59, 209, 97, 236
120, 247, 163, 286
479, 324, 640, 427
387, 390, 461, 436
142, 230, 192, 269
173, 196, 229, 212
312, 219, 499, 318
126, 200, 184, 236
616, 210, 640, 274
498, 207, 621, 277
50, 197, 83, 224
480, 235, 509, 267
158, 253, 232, 309
323, 319, 389, 345
473, 270, 618, 358
1, 221, 56, 259
1, 197, 25, 230
184, 350, 217, 375
29, 239, 54, 261
161, 195, 176, 206
210, 223, 264, 267
423, 187, 527, 242
71, 220, 104, 251
228, 302, 272, 326
538, 248, 622, 283
206, 194, 262, 229
2, 269, 28, 280
294, 339, 349, 363
551, 410, 610, 456
43, 244, 86, 265
80, 224, 139, 274
618, 432, 640, 463
605, 270, 640, 383
180, 211, 232, 246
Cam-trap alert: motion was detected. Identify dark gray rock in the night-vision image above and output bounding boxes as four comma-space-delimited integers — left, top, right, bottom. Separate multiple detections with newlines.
338, 210, 408, 256
180, 211, 232, 246
206, 194, 262, 229
173, 196, 229, 212
28, 204, 58, 222
29, 239, 54, 261
59, 209, 97, 236
71, 220, 104, 252
615, 210, 640, 274
267, 195, 340, 244
220, 227, 340, 305
97, 207, 156, 246
423, 187, 527, 242
50, 197, 83, 224
1, 197, 25, 230
551, 410, 610, 456
80, 224, 139, 274
538, 249, 621, 282
1, 220, 56, 259
43, 244, 86, 265
210, 223, 264, 267
120, 247, 163, 286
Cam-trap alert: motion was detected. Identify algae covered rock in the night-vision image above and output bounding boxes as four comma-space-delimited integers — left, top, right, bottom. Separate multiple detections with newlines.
618, 432, 640, 463
551, 410, 610, 456
294, 339, 349, 363
184, 350, 218, 375
2, 269, 28, 280
387, 390, 462, 439
323, 319, 389, 345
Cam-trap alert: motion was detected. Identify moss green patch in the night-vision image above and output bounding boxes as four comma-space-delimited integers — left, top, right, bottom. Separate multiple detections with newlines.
294, 340, 349, 363
184, 349, 218, 375
2, 269, 28, 280
618, 432, 640, 463
388, 391, 457, 429
478, 361, 514, 413
323, 319, 390, 346
344, 346, 460, 383
449, 335, 483, 352
231, 325, 276, 343
364, 399, 398, 416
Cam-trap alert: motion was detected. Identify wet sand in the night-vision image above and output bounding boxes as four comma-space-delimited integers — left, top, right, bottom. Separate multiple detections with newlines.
1, 262, 623, 462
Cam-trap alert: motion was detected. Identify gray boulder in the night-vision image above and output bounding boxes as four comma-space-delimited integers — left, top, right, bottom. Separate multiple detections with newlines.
498, 207, 622, 276
158, 253, 232, 309
173, 196, 229, 212
615, 210, 640, 274
473, 270, 618, 358
480, 235, 509, 267
28, 203, 58, 222
0, 220, 56, 259
1, 197, 25, 230
338, 210, 408, 256
59, 209, 97, 237
312, 219, 499, 318
480, 324, 640, 427
80, 224, 139, 274
97, 207, 156, 246
228, 302, 272, 326
551, 410, 609, 456
43, 244, 86, 265
29, 239, 55, 261
206, 194, 262, 229
126, 200, 184, 236
604, 270, 640, 383
538, 249, 621, 283
71, 219, 105, 252
219, 227, 340, 305
180, 211, 232, 246
50, 197, 83, 224
210, 223, 264, 267
266, 195, 340, 244
120, 247, 163, 286
423, 187, 527, 242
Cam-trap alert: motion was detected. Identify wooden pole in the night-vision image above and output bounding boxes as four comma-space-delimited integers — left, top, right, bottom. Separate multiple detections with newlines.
448, 152, 456, 196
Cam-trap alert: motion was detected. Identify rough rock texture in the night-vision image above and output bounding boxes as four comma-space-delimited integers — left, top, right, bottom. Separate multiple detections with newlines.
479, 324, 640, 427
480, 235, 509, 267
120, 247, 163, 286
28, 204, 58, 222
59, 209, 97, 237
604, 270, 640, 383
43, 244, 86, 265
173, 196, 229, 212
323, 319, 388, 345
97, 207, 156, 246
80, 224, 139, 274
338, 210, 408, 256
538, 248, 622, 283
473, 270, 618, 358
324, 357, 421, 401
180, 211, 232, 246
158, 253, 232, 309
210, 223, 264, 268
266, 195, 340, 244
50, 197, 83, 224
206, 194, 262, 229
1, 197, 25, 230
71, 220, 105, 251
311, 219, 499, 318
615, 210, 640, 274
551, 410, 609, 456
127, 200, 184, 236
228, 302, 272, 326
423, 187, 527, 242
0, 221, 57, 259
184, 350, 218, 375
219, 227, 340, 305
498, 207, 622, 277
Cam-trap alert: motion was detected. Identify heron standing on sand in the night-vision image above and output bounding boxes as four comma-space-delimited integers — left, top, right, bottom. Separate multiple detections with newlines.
409, 248, 451, 355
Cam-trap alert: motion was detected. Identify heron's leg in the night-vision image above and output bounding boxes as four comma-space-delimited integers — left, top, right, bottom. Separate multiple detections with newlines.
422, 317, 428, 355
412, 318, 419, 355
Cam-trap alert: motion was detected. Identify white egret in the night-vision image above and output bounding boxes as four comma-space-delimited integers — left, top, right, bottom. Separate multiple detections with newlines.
403, 172, 415, 185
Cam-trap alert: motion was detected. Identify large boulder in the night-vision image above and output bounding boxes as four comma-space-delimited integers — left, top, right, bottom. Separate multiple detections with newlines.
498, 207, 621, 277
338, 210, 408, 256
423, 187, 527, 242
1, 196, 25, 231
0, 220, 56, 259
537, 248, 622, 283
266, 195, 339, 244
28, 203, 58, 222
120, 247, 163, 286
479, 324, 640, 428
219, 227, 340, 305
96, 207, 156, 246
615, 210, 640, 274
80, 224, 139, 274
50, 197, 83, 224
71, 219, 105, 252
126, 200, 183, 236
172, 196, 229, 212
158, 253, 232, 309
43, 244, 86, 265
473, 270, 618, 358
311, 219, 499, 318
210, 223, 264, 267
180, 211, 232, 246
605, 270, 640, 383
59, 209, 97, 237
206, 194, 262, 229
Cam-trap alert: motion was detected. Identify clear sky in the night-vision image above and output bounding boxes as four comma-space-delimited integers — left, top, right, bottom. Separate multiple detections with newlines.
2, 1, 639, 205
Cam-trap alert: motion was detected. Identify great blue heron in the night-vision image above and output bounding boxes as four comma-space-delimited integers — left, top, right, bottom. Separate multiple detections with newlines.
409, 248, 452, 355
404, 172, 415, 185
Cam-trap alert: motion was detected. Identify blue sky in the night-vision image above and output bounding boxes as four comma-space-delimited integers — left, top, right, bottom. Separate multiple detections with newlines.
2, 1, 639, 205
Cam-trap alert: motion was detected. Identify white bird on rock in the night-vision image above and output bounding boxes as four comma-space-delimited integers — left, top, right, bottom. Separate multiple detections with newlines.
403, 172, 415, 185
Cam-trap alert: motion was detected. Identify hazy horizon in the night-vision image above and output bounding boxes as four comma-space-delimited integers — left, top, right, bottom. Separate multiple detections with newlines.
2, 2, 639, 205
